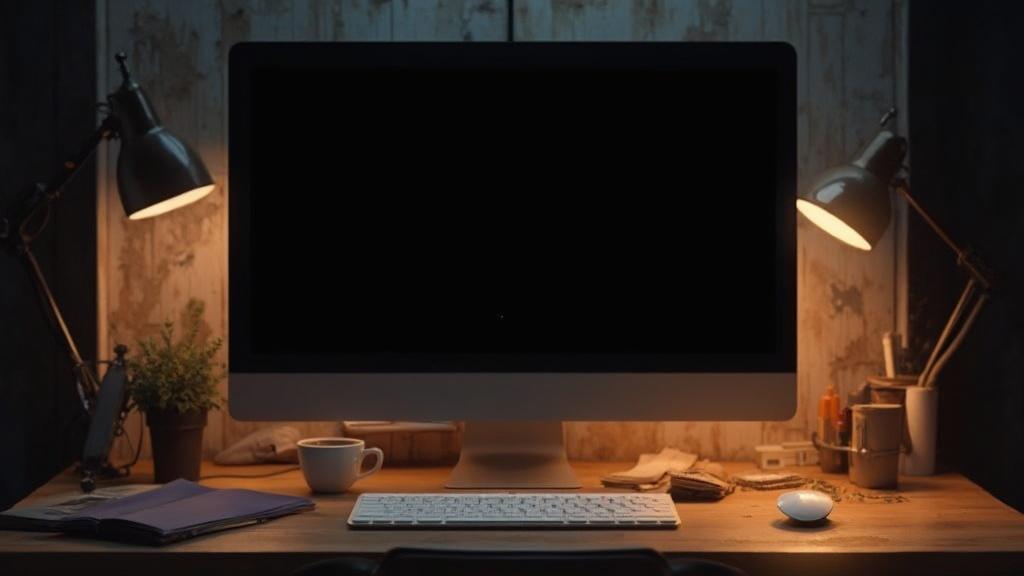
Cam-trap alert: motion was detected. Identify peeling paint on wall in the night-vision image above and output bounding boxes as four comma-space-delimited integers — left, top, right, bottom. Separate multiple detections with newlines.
129, 9, 204, 106
684, 0, 732, 40
830, 282, 865, 317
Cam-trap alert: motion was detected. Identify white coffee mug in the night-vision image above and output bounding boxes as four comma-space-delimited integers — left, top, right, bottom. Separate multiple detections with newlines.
297, 437, 383, 494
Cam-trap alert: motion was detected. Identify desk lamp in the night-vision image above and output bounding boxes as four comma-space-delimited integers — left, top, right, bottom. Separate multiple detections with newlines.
0, 53, 214, 490
797, 109, 992, 391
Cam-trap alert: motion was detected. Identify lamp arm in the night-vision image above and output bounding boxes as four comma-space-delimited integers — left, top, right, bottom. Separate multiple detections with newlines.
10, 115, 117, 243
921, 293, 988, 389
916, 277, 984, 388
894, 180, 992, 290
895, 179, 993, 388
21, 246, 99, 411
1, 114, 119, 412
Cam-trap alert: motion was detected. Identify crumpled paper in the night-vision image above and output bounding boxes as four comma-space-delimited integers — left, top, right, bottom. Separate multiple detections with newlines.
601, 448, 698, 491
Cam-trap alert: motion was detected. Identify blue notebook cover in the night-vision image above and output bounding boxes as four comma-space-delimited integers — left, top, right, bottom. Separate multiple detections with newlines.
60, 479, 314, 545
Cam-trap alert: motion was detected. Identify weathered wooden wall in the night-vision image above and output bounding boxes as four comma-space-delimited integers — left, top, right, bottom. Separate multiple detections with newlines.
98, 0, 907, 462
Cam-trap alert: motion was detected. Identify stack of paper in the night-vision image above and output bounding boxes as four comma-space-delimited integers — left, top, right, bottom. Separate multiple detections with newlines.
669, 470, 734, 501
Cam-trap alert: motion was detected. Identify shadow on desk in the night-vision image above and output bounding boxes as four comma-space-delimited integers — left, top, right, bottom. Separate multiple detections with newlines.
769, 518, 837, 533
291, 548, 746, 576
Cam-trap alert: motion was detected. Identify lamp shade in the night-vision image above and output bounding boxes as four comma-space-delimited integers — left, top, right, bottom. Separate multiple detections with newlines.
797, 129, 907, 250
109, 80, 214, 220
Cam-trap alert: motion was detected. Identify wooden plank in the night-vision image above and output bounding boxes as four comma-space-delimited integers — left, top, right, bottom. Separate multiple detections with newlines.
515, 0, 634, 40
291, 0, 393, 41
3, 460, 1023, 576
394, 0, 507, 41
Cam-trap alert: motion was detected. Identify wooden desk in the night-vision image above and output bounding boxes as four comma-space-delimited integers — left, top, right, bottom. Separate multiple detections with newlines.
2, 461, 1022, 575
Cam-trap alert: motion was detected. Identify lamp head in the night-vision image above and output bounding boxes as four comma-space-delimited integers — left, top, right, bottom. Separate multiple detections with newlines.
108, 53, 214, 220
797, 128, 907, 250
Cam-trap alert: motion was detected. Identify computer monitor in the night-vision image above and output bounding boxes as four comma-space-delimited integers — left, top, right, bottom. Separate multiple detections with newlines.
228, 42, 796, 488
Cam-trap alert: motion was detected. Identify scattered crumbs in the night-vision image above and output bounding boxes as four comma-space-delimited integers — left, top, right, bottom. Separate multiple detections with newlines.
803, 478, 909, 503
736, 477, 909, 503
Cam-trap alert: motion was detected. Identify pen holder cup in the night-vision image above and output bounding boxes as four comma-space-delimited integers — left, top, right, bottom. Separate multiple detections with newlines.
867, 375, 918, 455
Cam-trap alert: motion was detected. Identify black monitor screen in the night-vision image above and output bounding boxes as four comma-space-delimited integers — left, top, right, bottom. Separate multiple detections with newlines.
230, 43, 795, 373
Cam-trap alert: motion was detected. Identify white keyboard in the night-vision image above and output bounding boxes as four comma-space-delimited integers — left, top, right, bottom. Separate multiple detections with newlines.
348, 493, 680, 529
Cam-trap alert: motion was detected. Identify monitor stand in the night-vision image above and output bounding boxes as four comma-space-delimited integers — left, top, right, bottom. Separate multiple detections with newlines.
445, 421, 581, 489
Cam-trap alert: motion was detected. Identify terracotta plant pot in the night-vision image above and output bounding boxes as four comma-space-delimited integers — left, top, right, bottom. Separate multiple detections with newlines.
147, 409, 207, 483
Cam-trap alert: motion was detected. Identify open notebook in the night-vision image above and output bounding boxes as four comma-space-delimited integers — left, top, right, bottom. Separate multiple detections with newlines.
1, 479, 314, 545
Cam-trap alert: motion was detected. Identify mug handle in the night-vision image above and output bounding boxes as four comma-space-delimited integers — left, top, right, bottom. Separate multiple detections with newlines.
357, 447, 384, 480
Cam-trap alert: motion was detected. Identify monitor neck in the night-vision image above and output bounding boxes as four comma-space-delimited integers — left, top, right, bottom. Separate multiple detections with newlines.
446, 422, 580, 489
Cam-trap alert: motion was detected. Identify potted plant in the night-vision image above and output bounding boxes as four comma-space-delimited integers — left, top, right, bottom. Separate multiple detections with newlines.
129, 299, 222, 483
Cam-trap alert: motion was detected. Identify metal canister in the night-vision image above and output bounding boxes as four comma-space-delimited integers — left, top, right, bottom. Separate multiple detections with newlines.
868, 375, 918, 454
848, 404, 902, 489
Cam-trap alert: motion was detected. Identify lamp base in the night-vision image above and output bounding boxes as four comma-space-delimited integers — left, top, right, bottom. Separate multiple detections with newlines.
79, 346, 134, 492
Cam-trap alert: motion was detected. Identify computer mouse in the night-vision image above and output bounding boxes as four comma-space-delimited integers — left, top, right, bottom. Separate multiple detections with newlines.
777, 490, 834, 524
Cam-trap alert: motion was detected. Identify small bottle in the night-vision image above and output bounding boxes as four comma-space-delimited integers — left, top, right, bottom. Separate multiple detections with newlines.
818, 384, 846, 472
817, 383, 839, 443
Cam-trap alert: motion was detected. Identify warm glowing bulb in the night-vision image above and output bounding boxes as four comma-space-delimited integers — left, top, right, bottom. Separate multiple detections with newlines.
796, 198, 872, 251
128, 184, 215, 220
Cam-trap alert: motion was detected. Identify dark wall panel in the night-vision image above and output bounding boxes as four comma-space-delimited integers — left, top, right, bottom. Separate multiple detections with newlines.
0, 0, 96, 509
909, 0, 1024, 511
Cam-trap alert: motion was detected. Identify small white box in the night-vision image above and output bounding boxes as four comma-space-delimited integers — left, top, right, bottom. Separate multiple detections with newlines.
755, 441, 819, 469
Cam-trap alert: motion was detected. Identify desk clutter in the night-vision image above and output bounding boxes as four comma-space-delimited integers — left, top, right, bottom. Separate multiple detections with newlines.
0, 479, 313, 545
600, 448, 732, 501
602, 447, 910, 506
809, 376, 925, 489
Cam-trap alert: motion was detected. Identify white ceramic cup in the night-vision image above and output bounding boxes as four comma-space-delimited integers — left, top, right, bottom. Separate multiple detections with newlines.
902, 387, 938, 476
297, 437, 383, 494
